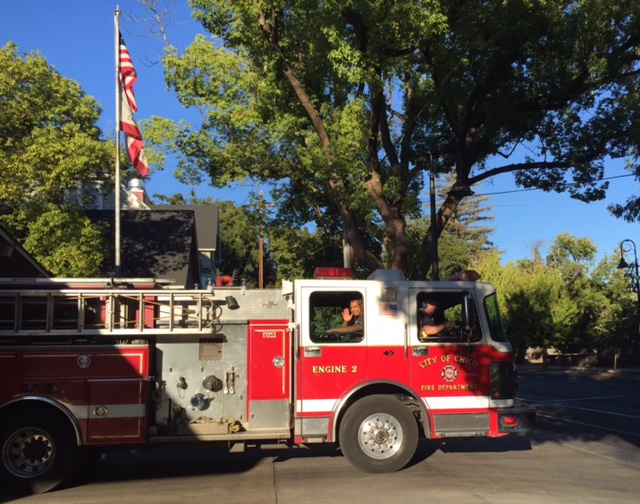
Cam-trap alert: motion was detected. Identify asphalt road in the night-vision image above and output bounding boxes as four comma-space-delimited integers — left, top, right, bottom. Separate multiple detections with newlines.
517, 366, 640, 447
3, 367, 640, 504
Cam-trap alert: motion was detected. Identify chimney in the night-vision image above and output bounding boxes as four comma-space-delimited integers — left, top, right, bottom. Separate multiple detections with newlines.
127, 178, 149, 205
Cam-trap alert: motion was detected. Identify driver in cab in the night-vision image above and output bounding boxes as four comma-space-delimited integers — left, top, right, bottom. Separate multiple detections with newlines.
419, 299, 455, 339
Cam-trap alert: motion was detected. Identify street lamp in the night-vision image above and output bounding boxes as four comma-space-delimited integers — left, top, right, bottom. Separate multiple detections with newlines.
617, 238, 640, 328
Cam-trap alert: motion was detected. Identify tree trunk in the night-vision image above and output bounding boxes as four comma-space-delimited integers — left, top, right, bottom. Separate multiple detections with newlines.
417, 191, 467, 279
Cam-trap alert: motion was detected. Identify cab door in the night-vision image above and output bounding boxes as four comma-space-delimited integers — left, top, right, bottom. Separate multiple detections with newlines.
295, 285, 367, 440
408, 288, 488, 413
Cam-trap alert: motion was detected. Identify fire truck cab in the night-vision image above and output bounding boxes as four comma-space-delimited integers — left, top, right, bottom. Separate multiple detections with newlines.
0, 270, 534, 493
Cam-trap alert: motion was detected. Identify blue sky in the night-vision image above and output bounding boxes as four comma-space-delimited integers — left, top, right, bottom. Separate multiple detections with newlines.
3, 0, 639, 266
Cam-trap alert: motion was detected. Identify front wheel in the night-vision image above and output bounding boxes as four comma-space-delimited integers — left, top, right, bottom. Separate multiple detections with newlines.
339, 395, 419, 473
0, 407, 79, 495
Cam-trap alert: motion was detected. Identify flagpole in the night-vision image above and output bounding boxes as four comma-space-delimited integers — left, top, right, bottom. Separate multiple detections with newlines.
114, 9, 122, 277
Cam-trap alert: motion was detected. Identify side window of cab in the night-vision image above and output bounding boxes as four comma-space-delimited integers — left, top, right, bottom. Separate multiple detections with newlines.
309, 291, 364, 344
416, 291, 482, 343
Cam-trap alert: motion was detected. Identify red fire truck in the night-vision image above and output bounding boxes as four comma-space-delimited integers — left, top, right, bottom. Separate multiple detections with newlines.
0, 269, 534, 493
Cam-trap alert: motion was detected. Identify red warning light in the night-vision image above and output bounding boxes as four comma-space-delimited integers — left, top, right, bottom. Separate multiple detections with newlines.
502, 416, 519, 427
313, 267, 355, 279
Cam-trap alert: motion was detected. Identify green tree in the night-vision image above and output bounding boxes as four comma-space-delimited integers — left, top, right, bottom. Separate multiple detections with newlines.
544, 234, 599, 350
215, 200, 262, 285
152, 189, 344, 285
223, 194, 347, 286
22, 204, 106, 277
478, 234, 639, 365
268, 225, 344, 282
151, 191, 264, 284
143, 0, 640, 278
492, 258, 564, 362
590, 254, 640, 366
0, 43, 114, 275
546, 233, 597, 277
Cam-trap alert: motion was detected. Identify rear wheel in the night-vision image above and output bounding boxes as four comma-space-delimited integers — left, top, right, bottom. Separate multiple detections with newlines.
339, 395, 419, 473
0, 407, 79, 495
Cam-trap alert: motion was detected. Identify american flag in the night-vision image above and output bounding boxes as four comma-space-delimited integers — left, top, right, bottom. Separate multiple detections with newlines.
378, 303, 398, 316
119, 33, 138, 112
119, 92, 148, 177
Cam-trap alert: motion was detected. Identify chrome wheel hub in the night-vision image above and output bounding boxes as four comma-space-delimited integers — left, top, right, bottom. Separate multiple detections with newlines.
2, 427, 55, 478
357, 413, 403, 460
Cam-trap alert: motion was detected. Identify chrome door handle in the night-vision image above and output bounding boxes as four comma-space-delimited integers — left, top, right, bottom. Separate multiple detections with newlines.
304, 347, 322, 358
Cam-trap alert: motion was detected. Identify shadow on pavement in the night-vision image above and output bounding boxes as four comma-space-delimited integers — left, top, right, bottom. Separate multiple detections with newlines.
0, 433, 539, 501
426, 432, 533, 456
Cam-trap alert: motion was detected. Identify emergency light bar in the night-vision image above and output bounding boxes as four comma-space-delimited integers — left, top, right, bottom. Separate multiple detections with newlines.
313, 267, 355, 279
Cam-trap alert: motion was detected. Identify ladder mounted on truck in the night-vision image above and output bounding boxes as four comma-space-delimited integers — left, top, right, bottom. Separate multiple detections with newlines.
0, 286, 222, 337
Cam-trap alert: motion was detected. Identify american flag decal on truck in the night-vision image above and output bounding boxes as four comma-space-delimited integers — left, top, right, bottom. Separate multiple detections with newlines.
378, 303, 398, 316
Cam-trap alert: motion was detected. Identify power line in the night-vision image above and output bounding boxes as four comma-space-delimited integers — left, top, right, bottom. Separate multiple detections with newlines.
418, 172, 636, 205
478, 173, 635, 197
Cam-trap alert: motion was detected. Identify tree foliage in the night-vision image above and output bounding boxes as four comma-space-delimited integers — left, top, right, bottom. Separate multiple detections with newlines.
588, 254, 639, 363
216, 199, 269, 286
155, 182, 637, 362
154, 190, 342, 286
143, 0, 640, 278
216, 195, 347, 286
404, 177, 495, 279
0, 43, 114, 275
478, 236, 639, 366
22, 204, 106, 277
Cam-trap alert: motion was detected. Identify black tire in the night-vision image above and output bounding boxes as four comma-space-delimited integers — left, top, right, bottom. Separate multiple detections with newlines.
0, 406, 79, 495
339, 395, 419, 473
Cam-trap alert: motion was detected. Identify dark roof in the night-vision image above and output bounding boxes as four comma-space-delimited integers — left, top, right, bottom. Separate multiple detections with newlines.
150, 205, 219, 252
0, 224, 51, 278
86, 210, 200, 288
